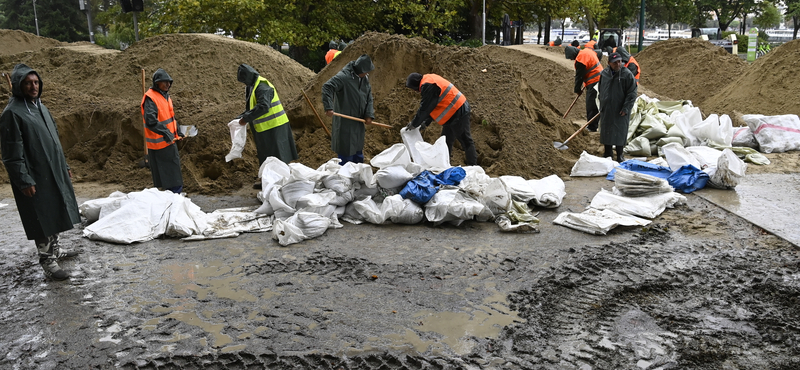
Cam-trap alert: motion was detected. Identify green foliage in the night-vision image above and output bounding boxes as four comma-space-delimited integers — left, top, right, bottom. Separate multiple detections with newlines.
753, 3, 781, 30
0, 0, 89, 41
646, 0, 695, 32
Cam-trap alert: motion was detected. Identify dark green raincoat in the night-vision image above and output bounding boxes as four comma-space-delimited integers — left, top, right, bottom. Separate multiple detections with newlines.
236, 64, 298, 165
321, 54, 375, 157
142, 69, 183, 189
0, 64, 80, 240
598, 65, 638, 146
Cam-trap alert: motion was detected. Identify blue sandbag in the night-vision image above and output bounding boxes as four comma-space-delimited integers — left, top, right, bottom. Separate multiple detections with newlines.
667, 164, 709, 193
435, 167, 466, 186
606, 159, 673, 181
400, 171, 438, 204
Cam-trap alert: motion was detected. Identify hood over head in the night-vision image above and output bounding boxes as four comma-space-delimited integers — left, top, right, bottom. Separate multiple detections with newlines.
329, 41, 338, 49
351, 54, 374, 75
564, 46, 579, 60
237, 64, 259, 86
151, 68, 173, 89
617, 47, 631, 62
338, 41, 347, 50
405, 73, 423, 91
10, 63, 42, 100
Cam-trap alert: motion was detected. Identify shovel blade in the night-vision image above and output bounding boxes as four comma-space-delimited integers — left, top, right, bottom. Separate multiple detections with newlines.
553, 141, 568, 150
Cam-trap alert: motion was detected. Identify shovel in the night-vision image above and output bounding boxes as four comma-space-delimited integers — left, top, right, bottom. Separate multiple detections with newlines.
553, 112, 600, 150
563, 85, 586, 118
332, 112, 392, 129
138, 69, 149, 168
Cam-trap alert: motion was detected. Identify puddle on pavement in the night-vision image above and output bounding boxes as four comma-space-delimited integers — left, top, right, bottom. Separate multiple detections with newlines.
697, 173, 800, 245
381, 282, 522, 356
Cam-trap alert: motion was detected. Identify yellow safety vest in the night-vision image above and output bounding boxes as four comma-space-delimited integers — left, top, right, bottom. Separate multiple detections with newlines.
250, 77, 289, 132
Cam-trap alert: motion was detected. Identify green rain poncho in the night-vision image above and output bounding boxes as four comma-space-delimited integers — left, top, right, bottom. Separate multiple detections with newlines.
321, 54, 375, 157
598, 65, 638, 146
0, 64, 80, 240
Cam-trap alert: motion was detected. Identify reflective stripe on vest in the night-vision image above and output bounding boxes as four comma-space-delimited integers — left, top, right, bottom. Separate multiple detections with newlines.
250, 77, 289, 133
575, 48, 603, 86
626, 56, 641, 84
140, 89, 178, 150
420, 74, 466, 125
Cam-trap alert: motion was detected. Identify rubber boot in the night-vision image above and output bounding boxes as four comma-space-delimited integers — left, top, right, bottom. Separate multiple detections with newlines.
616, 147, 625, 163
603, 145, 613, 158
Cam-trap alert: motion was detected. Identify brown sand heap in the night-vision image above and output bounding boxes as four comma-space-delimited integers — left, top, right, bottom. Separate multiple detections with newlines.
0, 29, 63, 56
287, 32, 588, 182
1, 32, 315, 193
636, 38, 748, 106
1, 30, 651, 194
702, 39, 800, 117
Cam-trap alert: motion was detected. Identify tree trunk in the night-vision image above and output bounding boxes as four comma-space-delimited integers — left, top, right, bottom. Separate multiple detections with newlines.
468, 0, 482, 40
544, 16, 551, 44
794, 16, 799, 40
537, 22, 542, 44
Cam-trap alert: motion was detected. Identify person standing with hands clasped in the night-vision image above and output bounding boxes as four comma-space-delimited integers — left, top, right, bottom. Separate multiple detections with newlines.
321, 54, 375, 165
141, 68, 184, 194
598, 53, 638, 163
404, 73, 477, 166
1, 63, 81, 281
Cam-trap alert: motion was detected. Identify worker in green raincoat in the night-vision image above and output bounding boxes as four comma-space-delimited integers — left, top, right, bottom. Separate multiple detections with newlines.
236, 64, 298, 170
598, 53, 638, 163
1, 63, 81, 281
321, 54, 375, 164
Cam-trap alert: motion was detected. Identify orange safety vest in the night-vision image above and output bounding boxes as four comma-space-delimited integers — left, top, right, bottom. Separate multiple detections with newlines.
325, 49, 338, 64
140, 89, 179, 150
575, 48, 603, 87
548, 41, 555, 46
420, 74, 467, 125
584, 40, 596, 49
626, 56, 641, 84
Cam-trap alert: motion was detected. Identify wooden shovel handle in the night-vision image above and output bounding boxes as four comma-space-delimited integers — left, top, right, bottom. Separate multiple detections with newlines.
563, 112, 601, 145
563, 85, 586, 119
141, 69, 148, 159
332, 112, 391, 129
301, 90, 331, 137
3, 73, 11, 91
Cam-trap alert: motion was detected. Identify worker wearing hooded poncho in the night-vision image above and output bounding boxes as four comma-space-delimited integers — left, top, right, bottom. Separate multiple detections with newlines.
1, 63, 81, 281
236, 64, 298, 168
141, 68, 184, 194
321, 54, 375, 164
598, 53, 638, 163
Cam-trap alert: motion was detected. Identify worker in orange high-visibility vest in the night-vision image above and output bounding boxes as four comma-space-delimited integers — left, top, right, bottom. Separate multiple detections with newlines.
617, 48, 641, 85
565, 46, 603, 131
405, 73, 477, 166
140, 68, 184, 193
324, 41, 339, 65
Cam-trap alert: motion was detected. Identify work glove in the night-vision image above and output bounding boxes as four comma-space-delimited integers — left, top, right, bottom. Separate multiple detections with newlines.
177, 129, 186, 138
406, 121, 417, 130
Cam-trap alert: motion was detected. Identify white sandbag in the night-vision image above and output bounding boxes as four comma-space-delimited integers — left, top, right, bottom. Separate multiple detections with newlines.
495, 214, 540, 233
193, 208, 273, 240
316, 158, 343, 174
258, 157, 291, 199
268, 185, 295, 214
166, 195, 208, 237
225, 119, 247, 162
382, 194, 425, 224
500, 175, 537, 203
288, 162, 325, 184
272, 217, 306, 246
79, 191, 127, 223
352, 196, 386, 224
339, 162, 376, 187
527, 174, 566, 208
638, 114, 668, 140
589, 188, 686, 219
425, 188, 490, 224
665, 123, 688, 145
83, 189, 175, 244
295, 191, 337, 210
570, 151, 618, 177
690, 114, 733, 147
280, 180, 316, 209
743, 114, 800, 153
648, 157, 669, 167
400, 126, 425, 164
613, 168, 673, 197
415, 136, 451, 172
370, 143, 412, 169
322, 173, 353, 194
661, 142, 701, 172
625, 136, 651, 157
686, 146, 723, 173
374, 165, 414, 189
655, 136, 683, 147
292, 212, 332, 239
479, 177, 511, 215
672, 106, 703, 146
458, 166, 491, 198
328, 189, 355, 207
708, 149, 747, 189
553, 208, 651, 235
731, 126, 758, 149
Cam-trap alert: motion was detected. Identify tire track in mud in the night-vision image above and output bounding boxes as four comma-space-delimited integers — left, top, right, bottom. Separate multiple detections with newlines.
495, 226, 800, 369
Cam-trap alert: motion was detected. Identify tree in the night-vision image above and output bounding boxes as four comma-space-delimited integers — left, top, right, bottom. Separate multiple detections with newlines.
785, 0, 800, 39
753, 2, 781, 30
0, 0, 89, 41
646, 0, 695, 37
695, 0, 758, 31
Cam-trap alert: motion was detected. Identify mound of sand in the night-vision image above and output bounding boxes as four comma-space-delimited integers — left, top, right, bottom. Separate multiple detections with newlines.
701, 39, 800, 116
0, 29, 62, 56
635, 38, 747, 105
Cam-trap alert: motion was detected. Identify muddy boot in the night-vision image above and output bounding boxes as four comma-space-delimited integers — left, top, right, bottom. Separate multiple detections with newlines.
36, 235, 69, 280
603, 145, 613, 158
39, 256, 69, 281
616, 147, 625, 163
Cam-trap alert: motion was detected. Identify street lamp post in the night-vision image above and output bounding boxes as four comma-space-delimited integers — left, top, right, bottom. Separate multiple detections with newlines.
32, 0, 40, 36
482, 0, 486, 45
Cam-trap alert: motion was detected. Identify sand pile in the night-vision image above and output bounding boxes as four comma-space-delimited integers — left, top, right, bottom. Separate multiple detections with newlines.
635, 38, 747, 106
0, 29, 62, 56
701, 39, 800, 116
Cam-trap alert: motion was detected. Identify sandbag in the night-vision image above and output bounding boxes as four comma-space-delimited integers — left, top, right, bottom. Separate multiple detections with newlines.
400, 171, 438, 204
554, 208, 651, 235
743, 114, 800, 153
731, 126, 758, 149
708, 149, 747, 189
415, 136, 451, 171
606, 159, 672, 181
225, 119, 247, 162
590, 188, 686, 219
527, 175, 566, 208
570, 151, 617, 177
370, 143, 412, 170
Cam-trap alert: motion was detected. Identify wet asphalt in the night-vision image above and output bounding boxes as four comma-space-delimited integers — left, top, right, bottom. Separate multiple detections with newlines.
1, 175, 798, 369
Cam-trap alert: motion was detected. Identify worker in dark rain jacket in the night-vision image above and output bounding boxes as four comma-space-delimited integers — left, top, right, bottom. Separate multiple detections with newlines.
321, 54, 375, 164
141, 68, 184, 194
1, 63, 80, 281
598, 53, 638, 163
